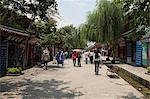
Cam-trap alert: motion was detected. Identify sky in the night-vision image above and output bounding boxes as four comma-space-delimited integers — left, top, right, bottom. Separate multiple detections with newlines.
56, 0, 96, 28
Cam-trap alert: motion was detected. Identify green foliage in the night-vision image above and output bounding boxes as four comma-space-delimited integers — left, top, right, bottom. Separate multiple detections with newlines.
18, 67, 22, 71
16, 65, 23, 71
60, 25, 86, 48
123, 0, 150, 40
0, 0, 58, 36
147, 67, 150, 73
0, 4, 31, 31
7, 67, 22, 74
81, 0, 123, 44
35, 19, 57, 36
1, 0, 58, 22
40, 24, 86, 49
79, 0, 123, 59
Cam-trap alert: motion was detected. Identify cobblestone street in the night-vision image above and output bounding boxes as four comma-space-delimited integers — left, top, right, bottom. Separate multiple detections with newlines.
0, 59, 144, 99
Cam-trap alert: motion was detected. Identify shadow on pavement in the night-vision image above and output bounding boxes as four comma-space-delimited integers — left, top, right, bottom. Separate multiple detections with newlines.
40, 64, 71, 69
47, 65, 62, 68
0, 79, 84, 99
119, 92, 144, 99
107, 75, 119, 79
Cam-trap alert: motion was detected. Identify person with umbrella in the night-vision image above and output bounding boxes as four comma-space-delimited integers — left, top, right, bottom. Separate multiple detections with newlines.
77, 52, 82, 67
72, 51, 77, 66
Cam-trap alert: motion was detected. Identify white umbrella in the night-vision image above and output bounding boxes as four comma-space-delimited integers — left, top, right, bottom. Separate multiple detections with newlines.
73, 49, 82, 52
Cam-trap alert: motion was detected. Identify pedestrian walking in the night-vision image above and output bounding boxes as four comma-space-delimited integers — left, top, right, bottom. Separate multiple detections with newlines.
94, 49, 101, 75
64, 51, 68, 59
41, 47, 50, 70
84, 51, 89, 64
72, 51, 77, 66
89, 51, 94, 64
56, 52, 60, 66
77, 52, 82, 67
60, 51, 65, 67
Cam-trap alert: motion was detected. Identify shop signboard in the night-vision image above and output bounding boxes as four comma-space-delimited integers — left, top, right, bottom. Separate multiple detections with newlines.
136, 41, 142, 66
142, 43, 148, 66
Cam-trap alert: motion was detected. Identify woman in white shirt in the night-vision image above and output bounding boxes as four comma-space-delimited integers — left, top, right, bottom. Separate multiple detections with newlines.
84, 51, 89, 64
93, 50, 101, 75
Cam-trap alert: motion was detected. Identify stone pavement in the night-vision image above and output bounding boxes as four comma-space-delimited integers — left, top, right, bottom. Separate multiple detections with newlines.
115, 64, 150, 83
0, 59, 144, 99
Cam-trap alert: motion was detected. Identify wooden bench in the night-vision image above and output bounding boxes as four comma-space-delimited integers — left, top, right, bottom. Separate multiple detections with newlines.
106, 64, 119, 76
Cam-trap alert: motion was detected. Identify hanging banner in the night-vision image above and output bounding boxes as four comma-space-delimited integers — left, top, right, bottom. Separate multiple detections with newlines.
142, 43, 148, 66
136, 41, 142, 66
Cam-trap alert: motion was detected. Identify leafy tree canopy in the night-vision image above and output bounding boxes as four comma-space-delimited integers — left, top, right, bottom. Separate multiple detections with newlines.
123, 0, 150, 40
40, 25, 86, 48
0, 4, 31, 31
0, 0, 58, 22
0, 0, 58, 35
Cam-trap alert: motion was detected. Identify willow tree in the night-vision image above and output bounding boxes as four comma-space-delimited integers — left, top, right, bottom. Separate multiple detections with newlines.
82, 0, 123, 60
85, 11, 99, 42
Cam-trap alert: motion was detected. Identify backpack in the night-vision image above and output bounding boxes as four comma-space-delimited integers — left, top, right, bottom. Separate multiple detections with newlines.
78, 53, 81, 58
95, 53, 99, 58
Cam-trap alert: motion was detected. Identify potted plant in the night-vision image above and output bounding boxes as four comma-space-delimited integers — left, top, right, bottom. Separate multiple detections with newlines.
147, 66, 150, 74
7, 66, 23, 75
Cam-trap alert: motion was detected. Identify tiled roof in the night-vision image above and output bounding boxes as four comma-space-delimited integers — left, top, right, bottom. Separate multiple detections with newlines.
0, 24, 29, 37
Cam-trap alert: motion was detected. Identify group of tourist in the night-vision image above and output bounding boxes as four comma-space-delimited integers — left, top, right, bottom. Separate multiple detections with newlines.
72, 51, 82, 67
72, 48, 102, 75
41, 47, 66, 70
41, 47, 103, 75
55, 51, 65, 67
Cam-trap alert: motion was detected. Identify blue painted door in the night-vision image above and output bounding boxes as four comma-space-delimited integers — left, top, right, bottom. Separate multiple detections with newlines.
136, 41, 142, 66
